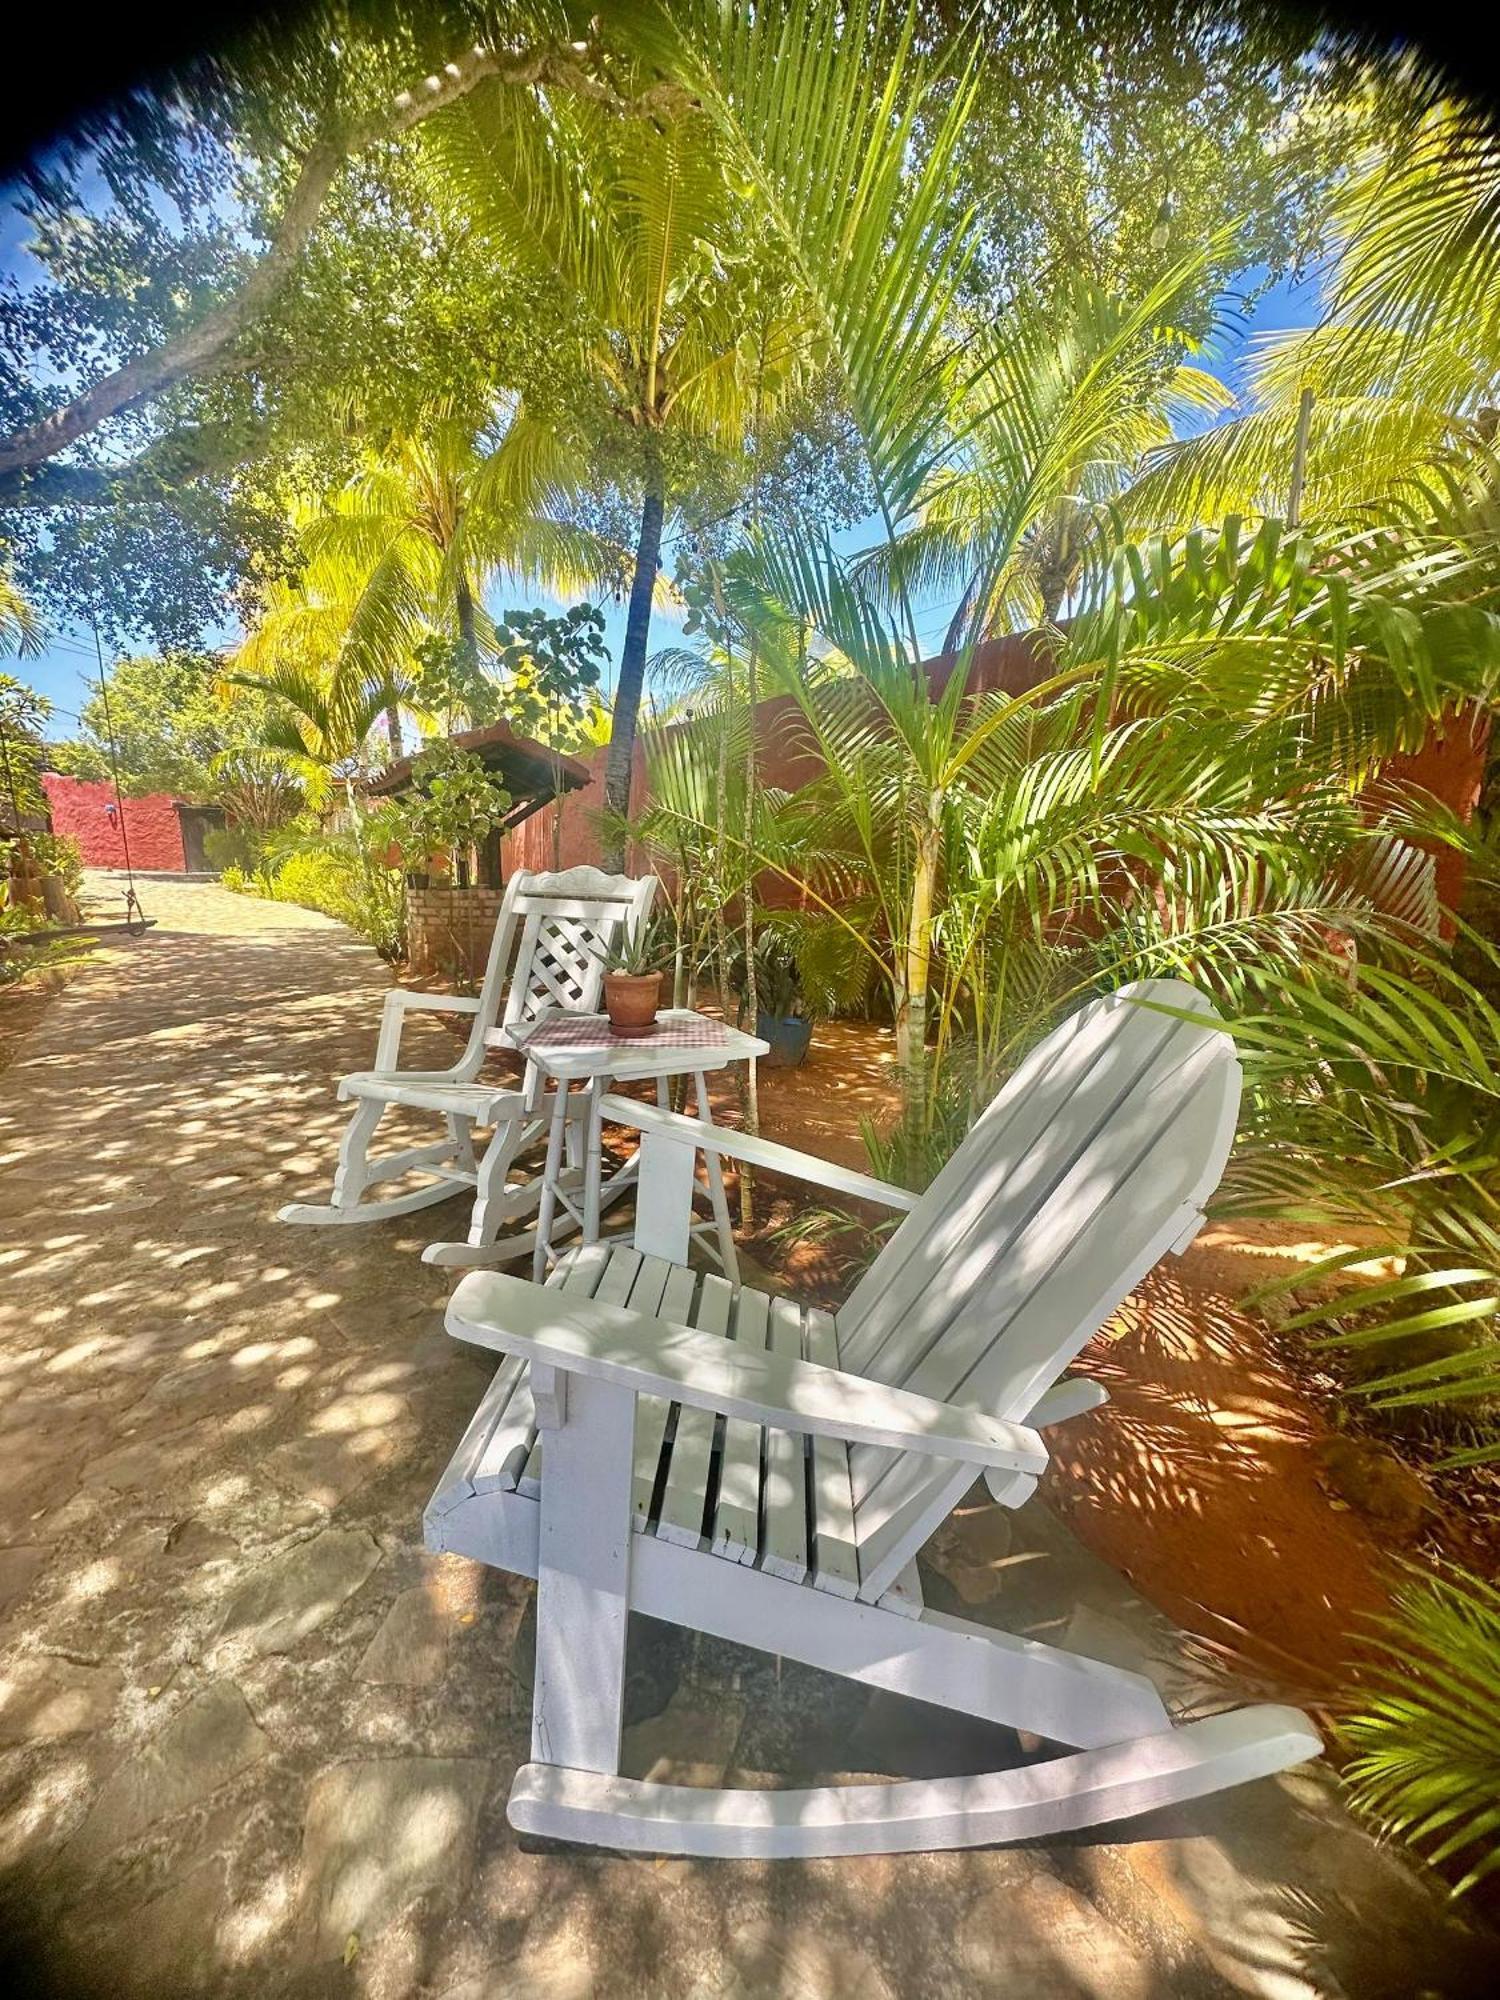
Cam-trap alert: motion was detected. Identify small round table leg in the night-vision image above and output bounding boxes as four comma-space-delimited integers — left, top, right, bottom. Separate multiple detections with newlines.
533, 1079, 572, 1282
696, 1070, 739, 1283
583, 1080, 604, 1243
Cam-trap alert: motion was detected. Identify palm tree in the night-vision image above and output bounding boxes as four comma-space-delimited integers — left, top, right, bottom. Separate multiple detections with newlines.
424, 77, 817, 860
1126, 97, 1500, 534
236, 403, 610, 758
223, 625, 401, 810
859, 268, 1233, 640
0, 563, 42, 659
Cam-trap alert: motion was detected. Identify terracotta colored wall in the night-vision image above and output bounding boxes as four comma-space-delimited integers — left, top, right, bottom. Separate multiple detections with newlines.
501, 634, 1056, 888
1382, 706, 1491, 925
502, 741, 652, 879
500, 640, 1489, 927
40, 774, 186, 871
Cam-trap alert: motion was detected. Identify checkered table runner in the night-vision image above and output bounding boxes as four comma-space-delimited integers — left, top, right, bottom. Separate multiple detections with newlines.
516, 1011, 729, 1052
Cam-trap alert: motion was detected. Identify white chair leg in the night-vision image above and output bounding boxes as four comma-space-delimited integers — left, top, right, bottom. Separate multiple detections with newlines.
694, 1070, 739, 1284
447, 1112, 477, 1174
530, 1367, 635, 1776
330, 1097, 387, 1209
532, 1083, 574, 1282
467, 1115, 539, 1246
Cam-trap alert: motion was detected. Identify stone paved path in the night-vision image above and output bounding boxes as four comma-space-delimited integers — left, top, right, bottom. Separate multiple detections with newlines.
2, 877, 1496, 1998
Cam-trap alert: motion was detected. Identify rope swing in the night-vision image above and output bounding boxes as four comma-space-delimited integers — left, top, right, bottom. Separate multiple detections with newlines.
89, 613, 148, 936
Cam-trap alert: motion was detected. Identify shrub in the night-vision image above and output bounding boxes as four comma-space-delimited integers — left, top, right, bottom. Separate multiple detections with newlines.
265, 842, 406, 961
33, 831, 82, 894
219, 865, 253, 895
203, 824, 261, 873
1343, 1563, 1500, 1897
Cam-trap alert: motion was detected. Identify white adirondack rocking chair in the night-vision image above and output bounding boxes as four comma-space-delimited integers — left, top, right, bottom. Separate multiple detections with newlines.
279, 866, 657, 1247
426, 978, 1321, 1857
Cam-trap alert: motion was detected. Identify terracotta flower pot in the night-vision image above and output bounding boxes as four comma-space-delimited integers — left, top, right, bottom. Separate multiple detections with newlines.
603, 970, 662, 1034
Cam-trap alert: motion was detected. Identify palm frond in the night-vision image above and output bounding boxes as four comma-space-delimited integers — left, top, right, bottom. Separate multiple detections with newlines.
1344, 1563, 1500, 1897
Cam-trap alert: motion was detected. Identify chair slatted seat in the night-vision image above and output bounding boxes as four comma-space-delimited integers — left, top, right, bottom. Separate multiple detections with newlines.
435, 1241, 875, 1600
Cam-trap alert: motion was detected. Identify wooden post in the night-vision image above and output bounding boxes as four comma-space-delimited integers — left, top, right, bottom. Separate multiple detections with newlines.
531, 1369, 635, 1774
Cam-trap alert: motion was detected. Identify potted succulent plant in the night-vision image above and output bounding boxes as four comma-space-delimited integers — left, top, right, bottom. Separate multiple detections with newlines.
735, 935, 815, 1068
602, 916, 666, 1034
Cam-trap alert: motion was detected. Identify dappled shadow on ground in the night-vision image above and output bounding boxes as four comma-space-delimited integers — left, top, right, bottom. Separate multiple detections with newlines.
1, 881, 1495, 1998
1041, 1263, 1399, 1703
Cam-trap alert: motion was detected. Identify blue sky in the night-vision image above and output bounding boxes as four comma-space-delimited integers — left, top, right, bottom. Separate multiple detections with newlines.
7, 247, 1324, 737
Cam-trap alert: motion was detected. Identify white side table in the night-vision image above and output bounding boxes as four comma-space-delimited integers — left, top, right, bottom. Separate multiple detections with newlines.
500, 1010, 768, 1281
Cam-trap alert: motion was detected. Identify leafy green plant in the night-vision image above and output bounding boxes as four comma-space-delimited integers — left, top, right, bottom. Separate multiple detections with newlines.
730, 932, 810, 1022
1343, 1562, 1500, 1897
202, 824, 261, 873
1225, 947, 1500, 1461
263, 842, 405, 961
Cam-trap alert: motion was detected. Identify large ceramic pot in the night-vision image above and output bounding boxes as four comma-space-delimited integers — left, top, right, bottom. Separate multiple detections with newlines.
603, 970, 662, 1034
759, 1012, 813, 1068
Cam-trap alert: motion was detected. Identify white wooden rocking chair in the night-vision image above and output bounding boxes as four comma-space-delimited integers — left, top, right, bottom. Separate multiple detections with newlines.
426, 978, 1321, 1857
279, 866, 657, 1250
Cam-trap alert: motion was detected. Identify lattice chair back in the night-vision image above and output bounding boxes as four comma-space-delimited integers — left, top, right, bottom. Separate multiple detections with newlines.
491, 868, 658, 1053
836, 980, 1241, 1585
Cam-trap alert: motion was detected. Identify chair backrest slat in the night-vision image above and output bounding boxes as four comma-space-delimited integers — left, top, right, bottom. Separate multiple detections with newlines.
836, 981, 1240, 1587
840, 980, 1210, 1380
500, 873, 657, 1044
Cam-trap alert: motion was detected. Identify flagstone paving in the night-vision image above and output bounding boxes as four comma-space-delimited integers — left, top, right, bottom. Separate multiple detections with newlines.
1, 875, 1496, 1998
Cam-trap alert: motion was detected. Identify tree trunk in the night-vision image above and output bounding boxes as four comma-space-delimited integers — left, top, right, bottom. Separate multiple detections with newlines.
738, 626, 760, 1230
386, 705, 404, 758
896, 814, 942, 1130
601, 463, 665, 871
455, 576, 480, 676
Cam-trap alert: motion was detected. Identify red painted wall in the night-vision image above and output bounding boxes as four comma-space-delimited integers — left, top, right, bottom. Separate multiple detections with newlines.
41, 774, 186, 871
1382, 706, 1491, 928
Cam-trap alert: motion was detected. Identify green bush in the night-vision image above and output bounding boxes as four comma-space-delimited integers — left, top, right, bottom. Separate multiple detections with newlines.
265, 843, 406, 961
203, 824, 261, 873
219, 865, 254, 895
34, 831, 83, 894
271, 849, 365, 925
1343, 1563, 1500, 1897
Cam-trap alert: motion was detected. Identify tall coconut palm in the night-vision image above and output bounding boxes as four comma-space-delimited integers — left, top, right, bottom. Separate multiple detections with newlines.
423, 82, 817, 859
423, 0, 1001, 862
1126, 97, 1500, 534
235, 403, 611, 759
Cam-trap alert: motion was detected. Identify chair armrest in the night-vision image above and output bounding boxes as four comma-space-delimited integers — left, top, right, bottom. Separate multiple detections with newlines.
594, 1094, 919, 1213
446, 1272, 1045, 1476
375, 988, 481, 1067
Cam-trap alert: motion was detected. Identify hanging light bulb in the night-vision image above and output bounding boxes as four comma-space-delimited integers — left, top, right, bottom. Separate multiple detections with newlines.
1150, 196, 1172, 253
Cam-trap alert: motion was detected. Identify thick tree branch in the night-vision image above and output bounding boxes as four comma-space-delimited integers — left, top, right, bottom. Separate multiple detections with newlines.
0, 41, 695, 483
0, 413, 274, 509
